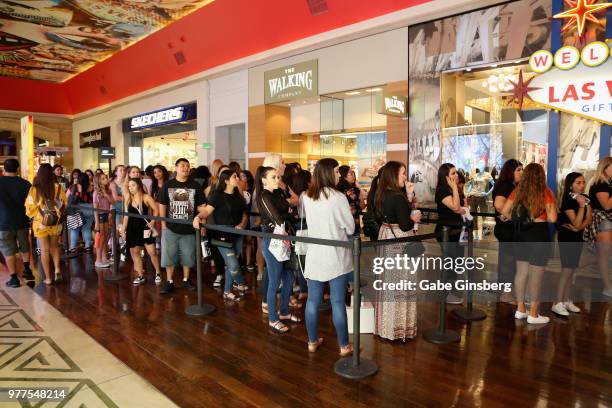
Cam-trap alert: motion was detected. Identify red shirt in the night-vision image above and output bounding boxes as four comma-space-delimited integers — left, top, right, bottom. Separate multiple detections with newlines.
508, 188, 556, 221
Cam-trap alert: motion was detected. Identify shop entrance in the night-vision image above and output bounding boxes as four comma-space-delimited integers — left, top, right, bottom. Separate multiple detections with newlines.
215, 123, 246, 169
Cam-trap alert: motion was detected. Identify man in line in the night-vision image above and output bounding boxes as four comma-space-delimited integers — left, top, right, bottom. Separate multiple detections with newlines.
0, 159, 34, 287
158, 158, 206, 294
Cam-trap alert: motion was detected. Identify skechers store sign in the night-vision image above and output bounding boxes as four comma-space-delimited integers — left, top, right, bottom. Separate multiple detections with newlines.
123, 103, 197, 132
79, 127, 110, 148
264, 60, 318, 104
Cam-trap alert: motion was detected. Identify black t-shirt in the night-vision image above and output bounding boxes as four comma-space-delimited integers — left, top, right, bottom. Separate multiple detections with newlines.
492, 181, 514, 226
207, 191, 246, 226
589, 180, 611, 212
381, 193, 414, 232
0, 176, 31, 231
158, 178, 206, 235
259, 188, 292, 232
435, 184, 463, 228
558, 194, 587, 242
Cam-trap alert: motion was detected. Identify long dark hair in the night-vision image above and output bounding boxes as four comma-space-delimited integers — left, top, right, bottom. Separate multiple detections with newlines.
34, 163, 56, 200
337, 165, 352, 191
292, 170, 311, 196
374, 161, 408, 217
152, 165, 169, 198
241, 170, 255, 194
496, 159, 522, 186
216, 169, 240, 197
70, 168, 82, 185
255, 166, 275, 209
307, 158, 339, 200
436, 163, 455, 192
78, 172, 90, 195
562, 172, 583, 200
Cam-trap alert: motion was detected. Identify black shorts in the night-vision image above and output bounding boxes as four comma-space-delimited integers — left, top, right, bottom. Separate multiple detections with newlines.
99, 213, 109, 223
557, 227, 584, 268
515, 222, 552, 267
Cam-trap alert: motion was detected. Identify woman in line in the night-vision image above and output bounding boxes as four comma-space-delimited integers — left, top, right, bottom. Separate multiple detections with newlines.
25, 164, 67, 284
123, 166, 146, 195
435, 163, 467, 304
142, 165, 154, 194
70, 169, 82, 187
292, 169, 312, 302
193, 170, 248, 301
93, 172, 114, 268
110, 165, 126, 234
240, 170, 256, 272
337, 165, 366, 237
303, 158, 354, 354
553, 172, 591, 317
151, 165, 169, 201
205, 163, 230, 289
492, 159, 523, 304
373, 161, 422, 341
257, 166, 301, 333
67, 172, 95, 254
502, 163, 557, 325
584, 157, 612, 298
121, 178, 162, 285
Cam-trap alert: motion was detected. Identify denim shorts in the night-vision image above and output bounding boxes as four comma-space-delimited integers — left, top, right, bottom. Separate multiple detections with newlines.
161, 228, 196, 268
0, 229, 30, 257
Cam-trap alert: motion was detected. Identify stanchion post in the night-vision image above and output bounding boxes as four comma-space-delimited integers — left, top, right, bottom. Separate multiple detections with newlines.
104, 208, 127, 281
453, 222, 486, 321
186, 227, 215, 316
59, 215, 77, 261
423, 226, 460, 344
335, 237, 378, 379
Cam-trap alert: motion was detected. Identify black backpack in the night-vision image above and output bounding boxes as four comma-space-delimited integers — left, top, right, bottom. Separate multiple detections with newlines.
511, 202, 533, 232
362, 206, 381, 241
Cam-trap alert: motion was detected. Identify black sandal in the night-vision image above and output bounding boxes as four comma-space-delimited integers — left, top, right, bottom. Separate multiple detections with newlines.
269, 321, 289, 334
279, 313, 302, 323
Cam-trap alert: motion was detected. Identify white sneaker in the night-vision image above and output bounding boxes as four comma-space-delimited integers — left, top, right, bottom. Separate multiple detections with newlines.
515, 310, 528, 320
155, 274, 162, 285
602, 288, 612, 298
213, 275, 222, 288
446, 293, 463, 304
527, 314, 549, 324
552, 302, 569, 317
95, 261, 110, 268
563, 301, 580, 313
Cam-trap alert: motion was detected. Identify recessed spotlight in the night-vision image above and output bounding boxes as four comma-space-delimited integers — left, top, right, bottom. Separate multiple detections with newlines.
491, 64, 498, 68
365, 88, 383, 92
345, 91, 361, 96
466, 68, 472, 72
288, 103, 291, 106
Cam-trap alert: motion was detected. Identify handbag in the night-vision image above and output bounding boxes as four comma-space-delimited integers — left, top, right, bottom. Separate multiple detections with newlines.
39, 186, 63, 226
66, 212, 83, 230
134, 201, 158, 239
384, 215, 425, 257
512, 202, 533, 232
261, 198, 291, 262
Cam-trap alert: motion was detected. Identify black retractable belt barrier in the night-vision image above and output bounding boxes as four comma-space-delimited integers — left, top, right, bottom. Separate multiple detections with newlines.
453, 222, 486, 321
104, 208, 128, 282
185, 228, 216, 316
423, 226, 461, 344
335, 237, 378, 380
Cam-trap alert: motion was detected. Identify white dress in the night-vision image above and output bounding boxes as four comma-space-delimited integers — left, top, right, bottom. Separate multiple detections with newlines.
303, 188, 355, 282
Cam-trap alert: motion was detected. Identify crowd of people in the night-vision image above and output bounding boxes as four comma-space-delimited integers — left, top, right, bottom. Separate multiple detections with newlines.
0, 153, 610, 351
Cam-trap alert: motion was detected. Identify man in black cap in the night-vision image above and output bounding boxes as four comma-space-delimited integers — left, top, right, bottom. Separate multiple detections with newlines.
0, 159, 34, 287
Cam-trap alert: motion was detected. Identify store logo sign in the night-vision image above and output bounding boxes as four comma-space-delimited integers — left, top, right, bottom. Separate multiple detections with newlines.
264, 60, 318, 104
527, 42, 611, 125
377, 93, 407, 117
79, 127, 110, 148
130, 107, 185, 130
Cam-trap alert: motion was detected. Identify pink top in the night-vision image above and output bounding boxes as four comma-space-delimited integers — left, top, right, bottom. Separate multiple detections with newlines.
93, 191, 112, 211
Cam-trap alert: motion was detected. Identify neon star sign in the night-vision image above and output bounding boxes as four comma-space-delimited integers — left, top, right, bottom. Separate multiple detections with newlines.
553, 0, 611, 36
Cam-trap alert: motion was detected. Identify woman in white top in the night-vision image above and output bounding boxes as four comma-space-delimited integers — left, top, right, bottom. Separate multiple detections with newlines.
303, 158, 355, 356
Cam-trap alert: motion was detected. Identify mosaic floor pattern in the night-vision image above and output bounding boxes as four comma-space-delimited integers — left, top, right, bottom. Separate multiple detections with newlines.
0, 282, 178, 408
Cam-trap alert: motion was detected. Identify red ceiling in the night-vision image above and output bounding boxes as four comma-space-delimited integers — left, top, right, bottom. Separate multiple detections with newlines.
1, 0, 430, 115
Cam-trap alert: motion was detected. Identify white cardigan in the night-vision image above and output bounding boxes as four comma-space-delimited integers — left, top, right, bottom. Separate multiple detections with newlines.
303, 188, 355, 282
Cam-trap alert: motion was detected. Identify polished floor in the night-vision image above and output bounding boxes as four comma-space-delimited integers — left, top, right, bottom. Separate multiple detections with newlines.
1, 250, 611, 408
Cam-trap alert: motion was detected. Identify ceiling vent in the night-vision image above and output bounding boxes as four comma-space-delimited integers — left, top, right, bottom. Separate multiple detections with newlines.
174, 51, 187, 65
306, 0, 328, 16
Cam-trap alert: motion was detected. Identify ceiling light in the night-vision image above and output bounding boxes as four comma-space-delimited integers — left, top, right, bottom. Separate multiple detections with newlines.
288, 103, 291, 106
345, 91, 361, 96
366, 88, 383, 92
465, 68, 472, 72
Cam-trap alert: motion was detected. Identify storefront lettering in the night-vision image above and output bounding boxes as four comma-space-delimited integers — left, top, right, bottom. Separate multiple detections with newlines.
268, 69, 313, 99
130, 107, 184, 129
384, 96, 406, 114
530, 42, 610, 73
81, 132, 102, 144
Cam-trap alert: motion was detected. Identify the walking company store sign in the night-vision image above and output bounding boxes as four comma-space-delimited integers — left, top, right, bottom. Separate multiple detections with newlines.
264, 59, 318, 104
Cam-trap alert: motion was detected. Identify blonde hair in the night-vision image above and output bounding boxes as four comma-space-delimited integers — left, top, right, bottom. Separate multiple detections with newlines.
93, 173, 110, 199
590, 156, 612, 186
263, 154, 282, 172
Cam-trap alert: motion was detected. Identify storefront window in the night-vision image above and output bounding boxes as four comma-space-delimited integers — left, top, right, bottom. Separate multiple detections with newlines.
127, 123, 197, 170
440, 64, 548, 176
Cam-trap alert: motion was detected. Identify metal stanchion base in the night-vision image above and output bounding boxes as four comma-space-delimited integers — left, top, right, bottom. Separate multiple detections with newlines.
453, 307, 486, 321
334, 357, 378, 380
185, 304, 216, 316
422, 328, 461, 344
103, 273, 128, 282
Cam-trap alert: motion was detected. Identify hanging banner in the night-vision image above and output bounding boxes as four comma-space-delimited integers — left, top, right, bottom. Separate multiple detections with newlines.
20, 115, 34, 181
526, 43, 611, 125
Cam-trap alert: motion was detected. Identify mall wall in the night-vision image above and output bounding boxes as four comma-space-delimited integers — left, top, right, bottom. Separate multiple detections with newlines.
248, 27, 408, 169
72, 79, 209, 170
